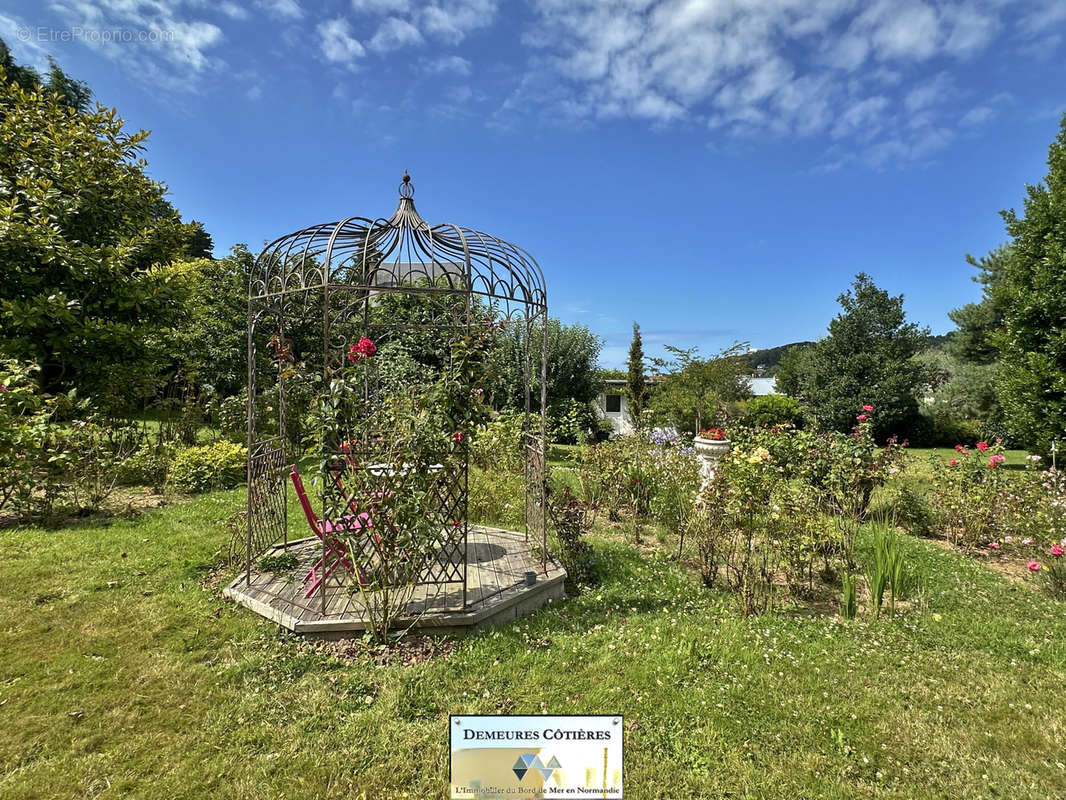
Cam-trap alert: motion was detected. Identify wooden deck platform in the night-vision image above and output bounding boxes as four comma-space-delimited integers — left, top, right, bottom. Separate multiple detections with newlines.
223, 526, 567, 636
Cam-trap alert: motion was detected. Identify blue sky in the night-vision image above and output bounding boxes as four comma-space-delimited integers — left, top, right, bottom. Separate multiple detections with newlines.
2, 0, 1065, 368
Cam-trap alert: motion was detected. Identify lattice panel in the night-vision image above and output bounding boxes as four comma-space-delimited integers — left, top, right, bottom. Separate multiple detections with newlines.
321, 448, 467, 596
240, 438, 287, 565
525, 433, 546, 553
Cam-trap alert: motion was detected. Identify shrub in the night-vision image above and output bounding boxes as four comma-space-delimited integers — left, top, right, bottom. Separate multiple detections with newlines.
468, 467, 525, 530
1, 361, 143, 518
546, 485, 597, 591
548, 398, 596, 445
215, 392, 246, 444
1041, 543, 1066, 600
873, 483, 939, 538
743, 394, 803, 428
170, 441, 247, 492
930, 440, 1017, 547
471, 409, 529, 473
117, 441, 177, 490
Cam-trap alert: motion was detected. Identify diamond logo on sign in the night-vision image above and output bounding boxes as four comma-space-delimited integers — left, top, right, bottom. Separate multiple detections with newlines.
512, 753, 562, 782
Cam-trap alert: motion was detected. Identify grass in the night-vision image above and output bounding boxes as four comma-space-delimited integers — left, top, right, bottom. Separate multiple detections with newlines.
2, 488, 1065, 799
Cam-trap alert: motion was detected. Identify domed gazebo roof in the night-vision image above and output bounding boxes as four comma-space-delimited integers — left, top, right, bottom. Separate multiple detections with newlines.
249, 173, 546, 311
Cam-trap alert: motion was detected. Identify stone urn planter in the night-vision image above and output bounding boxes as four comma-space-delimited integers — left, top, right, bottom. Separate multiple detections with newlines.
692, 435, 731, 483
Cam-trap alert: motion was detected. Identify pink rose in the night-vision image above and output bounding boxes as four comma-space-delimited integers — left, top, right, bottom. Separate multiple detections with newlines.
1027, 561, 1042, 572
954, 444, 964, 452
976, 441, 989, 452
862, 404, 874, 412
949, 458, 957, 466
856, 414, 867, 421
1051, 545, 1064, 557
988, 541, 1000, 550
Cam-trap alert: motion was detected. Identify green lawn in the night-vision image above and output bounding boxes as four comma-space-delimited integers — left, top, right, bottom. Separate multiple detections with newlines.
2, 488, 1065, 799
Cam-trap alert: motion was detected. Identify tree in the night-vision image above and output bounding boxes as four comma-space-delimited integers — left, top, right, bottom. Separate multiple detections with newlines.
948, 246, 1012, 366
0, 63, 191, 403
774, 344, 813, 399
168, 245, 254, 397
650, 343, 751, 434
625, 322, 646, 429
989, 113, 1066, 453
794, 274, 928, 439
914, 245, 1014, 443
182, 221, 215, 260
493, 318, 603, 413
0, 40, 91, 112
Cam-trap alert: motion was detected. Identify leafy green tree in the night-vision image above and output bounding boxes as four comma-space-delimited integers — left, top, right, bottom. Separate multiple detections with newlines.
774, 344, 813, 399
650, 343, 751, 434
625, 322, 646, 429
794, 274, 928, 439
0, 40, 90, 112
948, 246, 1012, 365
169, 245, 254, 397
989, 114, 1066, 453
182, 221, 215, 260
0, 66, 191, 403
493, 318, 603, 413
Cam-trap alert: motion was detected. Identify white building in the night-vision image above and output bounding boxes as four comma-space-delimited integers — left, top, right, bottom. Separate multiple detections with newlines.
594, 379, 634, 437
593, 375, 780, 437
746, 376, 778, 396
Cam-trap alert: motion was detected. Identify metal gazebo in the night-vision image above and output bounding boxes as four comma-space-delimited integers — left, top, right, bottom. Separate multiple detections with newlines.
237, 173, 549, 620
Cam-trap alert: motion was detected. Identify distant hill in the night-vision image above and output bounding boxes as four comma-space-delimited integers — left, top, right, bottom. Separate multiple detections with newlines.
740, 332, 954, 375
740, 342, 815, 375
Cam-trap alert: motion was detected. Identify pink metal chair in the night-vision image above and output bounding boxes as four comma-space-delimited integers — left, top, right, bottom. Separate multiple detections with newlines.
289, 465, 370, 598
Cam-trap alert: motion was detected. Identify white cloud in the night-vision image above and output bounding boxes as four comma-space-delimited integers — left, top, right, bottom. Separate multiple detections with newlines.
258, 0, 302, 20
44, 0, 225, 90
344, 0, 497, 48
318, 17, 365, 66
513, 0, 1047, 167
368, 16, 423, 52
421, 0, 498, 44
351, 0, 411, 12
960, 105, 995, 125
425, 54, 472, 75
219, 2, 249, 21
904, 72, 953, 112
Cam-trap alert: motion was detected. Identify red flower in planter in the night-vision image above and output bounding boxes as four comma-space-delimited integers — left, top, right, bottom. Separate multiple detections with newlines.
698, 428, 727, 441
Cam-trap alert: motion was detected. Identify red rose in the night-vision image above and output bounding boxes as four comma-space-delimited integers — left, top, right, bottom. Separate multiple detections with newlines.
976, 441, 989, 452
453, 431, 466, 443
347, 336, 377, 362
